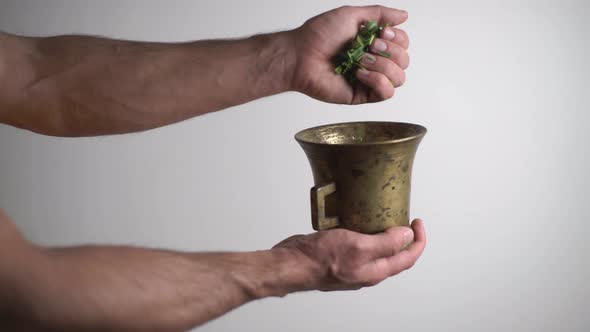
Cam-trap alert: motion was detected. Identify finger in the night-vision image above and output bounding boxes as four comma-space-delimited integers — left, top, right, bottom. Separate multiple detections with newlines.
376, 219, 427, 277
410, 219, 427, 249
355, 69, 395, 102
357, 226, 414, 259
360, 53, 406, 87
380, 27, 410, 50
370, 38, 410, 70
343, 5, 409, 27
351, 82, 370, 104
368, 84, 395, 103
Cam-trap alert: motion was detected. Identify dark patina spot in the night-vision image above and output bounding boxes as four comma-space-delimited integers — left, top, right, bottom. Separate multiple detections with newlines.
351, 169, 365, 178
381, 175, 397, 191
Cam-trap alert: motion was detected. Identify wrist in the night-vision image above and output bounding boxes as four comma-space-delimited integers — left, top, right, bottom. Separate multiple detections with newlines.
268, 247, 322, 295
233, 247, 320, 300
251, 31, 297, 94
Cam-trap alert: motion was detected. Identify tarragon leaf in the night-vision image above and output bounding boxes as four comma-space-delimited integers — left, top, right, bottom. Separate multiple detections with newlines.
334, 20, 385, 84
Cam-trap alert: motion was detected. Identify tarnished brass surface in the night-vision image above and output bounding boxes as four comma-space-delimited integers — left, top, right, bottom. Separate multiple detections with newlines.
295, 122, 427, 234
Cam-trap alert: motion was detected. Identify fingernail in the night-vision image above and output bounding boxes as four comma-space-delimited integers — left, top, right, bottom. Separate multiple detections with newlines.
357, 68, 370, 76
383, 28, 395, 41
373, 39, 388, 52
361, 53, 376, 65
403, 229, 414, 247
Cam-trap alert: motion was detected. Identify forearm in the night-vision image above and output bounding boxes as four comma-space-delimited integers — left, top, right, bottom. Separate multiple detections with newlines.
0, 31, 295, 136
4, 245, 313, 332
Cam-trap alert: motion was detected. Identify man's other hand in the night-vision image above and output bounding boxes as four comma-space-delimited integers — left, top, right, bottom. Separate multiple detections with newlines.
273, 219, 426, 291
288, 5, 410, 104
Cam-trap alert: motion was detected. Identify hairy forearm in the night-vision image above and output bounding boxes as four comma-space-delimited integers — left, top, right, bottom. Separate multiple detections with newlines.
4, 245, 312, 332
0, 31, 295, 136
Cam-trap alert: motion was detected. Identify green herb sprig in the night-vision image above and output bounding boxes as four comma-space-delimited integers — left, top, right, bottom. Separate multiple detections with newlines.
334, 20, 389, 83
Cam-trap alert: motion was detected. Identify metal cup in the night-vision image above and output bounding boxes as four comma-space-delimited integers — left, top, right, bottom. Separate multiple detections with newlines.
295, 122, 427, 234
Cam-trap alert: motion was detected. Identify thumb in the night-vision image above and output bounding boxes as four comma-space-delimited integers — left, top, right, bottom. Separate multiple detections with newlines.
343, 5, 408, 27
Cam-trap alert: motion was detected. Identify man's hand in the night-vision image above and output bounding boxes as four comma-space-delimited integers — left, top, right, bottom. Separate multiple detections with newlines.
0, 5, 410, 136
288, 5, 410, 104
0, 208, 425, 331
273, 219, 426, 291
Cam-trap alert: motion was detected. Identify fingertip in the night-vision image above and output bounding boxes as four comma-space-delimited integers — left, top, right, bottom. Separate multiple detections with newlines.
401, 10, 409, 20
410, 219, 427, 249
390, 9, 408, 25
413, 219, 425, 234
359, 6, 409, 27
411, 218, 424, 228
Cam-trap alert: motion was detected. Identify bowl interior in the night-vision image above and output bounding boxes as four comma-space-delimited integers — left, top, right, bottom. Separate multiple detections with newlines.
295, 122, 427, 145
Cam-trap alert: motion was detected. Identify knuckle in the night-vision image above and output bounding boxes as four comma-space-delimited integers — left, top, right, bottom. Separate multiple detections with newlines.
397, 50, 410, 69
363, 276, 383, 287
387, 87, 396, 100
396, 29, 410, 48
362, 55, 377, 70
394, 69, 406, 87
403, 257, 417, 270
350, 240, 365, 254
403, 54, 411, 69
383, 61, 405, 87
399, 69, 406, 84
375, 74, 389, 88
330, 228, 352, 241
328, 262, 341, 277
390, 87, 396, 99
389, 233, 406, 251
379, 89, 394, 101
351, 271, 378, 288
388, 44, 408, 68
359, 269, 388, 287
338, 5, 353, 12
371, 5, 386, 13
376, 76, 395, 100
329, 263, 355, 285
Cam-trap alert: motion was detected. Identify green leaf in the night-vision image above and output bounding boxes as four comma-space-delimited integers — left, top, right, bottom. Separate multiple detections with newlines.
377, 51, 391, 58
334, 20, 384, 84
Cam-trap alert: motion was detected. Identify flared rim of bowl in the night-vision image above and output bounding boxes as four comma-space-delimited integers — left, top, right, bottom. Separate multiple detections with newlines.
294, 121, 427, 147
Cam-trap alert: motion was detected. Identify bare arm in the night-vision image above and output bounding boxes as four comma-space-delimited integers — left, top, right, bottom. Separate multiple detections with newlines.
0, 210, 426, 331
0, 6, 410, 137
0, 31, 294, 136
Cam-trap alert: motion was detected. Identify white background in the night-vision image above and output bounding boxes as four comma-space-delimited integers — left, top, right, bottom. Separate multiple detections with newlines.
1, 0, 589, 331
